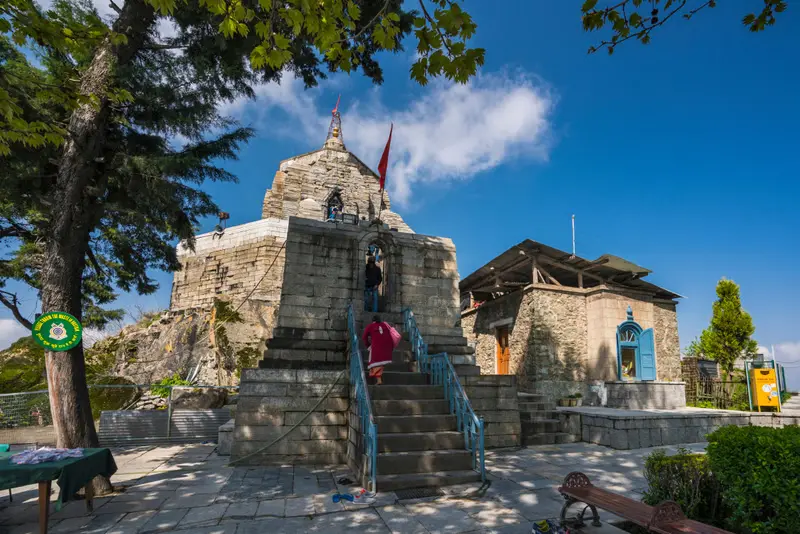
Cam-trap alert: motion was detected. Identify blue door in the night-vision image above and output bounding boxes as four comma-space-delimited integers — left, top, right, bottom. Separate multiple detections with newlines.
638, 328, 656, 381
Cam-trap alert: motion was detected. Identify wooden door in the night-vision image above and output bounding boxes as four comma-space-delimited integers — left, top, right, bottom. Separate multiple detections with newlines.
496, 327, 510, 375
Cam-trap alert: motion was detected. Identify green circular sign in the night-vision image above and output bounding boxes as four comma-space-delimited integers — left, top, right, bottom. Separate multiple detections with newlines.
32, 311, 83, 351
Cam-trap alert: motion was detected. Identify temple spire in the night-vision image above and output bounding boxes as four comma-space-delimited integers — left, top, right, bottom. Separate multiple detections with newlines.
325, 94, 345, 149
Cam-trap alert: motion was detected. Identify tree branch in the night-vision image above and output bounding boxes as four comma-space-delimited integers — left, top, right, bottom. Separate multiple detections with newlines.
0, 290, 33, 330
418, 0, 454, 56
86, 246, 106, 278
337, 0, 391, 44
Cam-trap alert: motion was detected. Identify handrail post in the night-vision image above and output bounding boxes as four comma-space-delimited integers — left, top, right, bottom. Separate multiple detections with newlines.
166, 386, 173, 439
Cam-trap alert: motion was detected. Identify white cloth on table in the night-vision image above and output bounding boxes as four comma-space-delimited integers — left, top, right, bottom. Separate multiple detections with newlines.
10, 447, 84, 465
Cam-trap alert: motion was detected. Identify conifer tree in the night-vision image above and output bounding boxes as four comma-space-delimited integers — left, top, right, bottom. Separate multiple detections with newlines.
0, 0, 485, 493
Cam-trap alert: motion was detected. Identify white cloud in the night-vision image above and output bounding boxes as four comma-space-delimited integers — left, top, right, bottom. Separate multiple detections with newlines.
0, 319, 31, 350
220, 71, 555, 206
775, 341, 800, 364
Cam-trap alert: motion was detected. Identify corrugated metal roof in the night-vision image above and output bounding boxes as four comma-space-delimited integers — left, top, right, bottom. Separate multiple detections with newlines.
459, 239, 681, 300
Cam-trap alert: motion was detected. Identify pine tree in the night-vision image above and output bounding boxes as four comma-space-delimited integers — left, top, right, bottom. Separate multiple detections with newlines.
699, 279, 758, 380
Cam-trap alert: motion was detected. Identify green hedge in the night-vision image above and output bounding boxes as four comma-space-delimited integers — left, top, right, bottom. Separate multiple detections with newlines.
707, 425, 800, 534
642, 448, 724, 526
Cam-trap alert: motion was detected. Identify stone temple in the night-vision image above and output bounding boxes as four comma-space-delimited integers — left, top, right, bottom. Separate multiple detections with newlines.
167, 117, 690, 488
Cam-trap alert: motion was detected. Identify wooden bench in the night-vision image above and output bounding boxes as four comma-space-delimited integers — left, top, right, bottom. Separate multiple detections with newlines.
557, 472, 733, 534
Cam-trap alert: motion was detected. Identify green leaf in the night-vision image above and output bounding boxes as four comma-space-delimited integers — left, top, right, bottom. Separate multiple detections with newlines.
347, 1, 361, 21
581, 0, 598, 12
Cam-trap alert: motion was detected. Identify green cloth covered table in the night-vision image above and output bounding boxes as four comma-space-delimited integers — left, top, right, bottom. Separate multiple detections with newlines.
0, 448, 116, 508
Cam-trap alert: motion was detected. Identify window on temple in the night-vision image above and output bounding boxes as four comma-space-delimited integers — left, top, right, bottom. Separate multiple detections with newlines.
326, 191, 344, 221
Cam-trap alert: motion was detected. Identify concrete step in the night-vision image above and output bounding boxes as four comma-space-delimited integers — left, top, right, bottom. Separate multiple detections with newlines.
377, 470, 481, 491
372, 399, 450, 416
523, 432, 580, 446
521, 418, 561, 434
369, 385, 444, 400
380, 372, 428, 386
520, 410, 560, 420
378, 431, 465, 452
518, 401, 557, 412
376, 414, 457, 433
518, 392, 548, 403
453, 364, 481, 376
377, 450, 473, 475
428, 345, 475, 356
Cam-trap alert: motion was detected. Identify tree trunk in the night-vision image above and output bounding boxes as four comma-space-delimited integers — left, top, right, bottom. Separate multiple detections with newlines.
40, 0, 155, 496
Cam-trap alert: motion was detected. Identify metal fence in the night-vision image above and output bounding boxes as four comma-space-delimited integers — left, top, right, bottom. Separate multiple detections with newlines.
0, 384, 237, 447
684, 377, 750, 410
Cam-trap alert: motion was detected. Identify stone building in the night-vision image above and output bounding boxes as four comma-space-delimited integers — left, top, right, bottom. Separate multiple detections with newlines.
460, 239, 685, 409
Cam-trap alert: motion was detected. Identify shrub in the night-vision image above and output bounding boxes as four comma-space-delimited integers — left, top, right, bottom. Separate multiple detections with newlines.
707, 425, 800, 534
151, 373, 192, 398
642, 448, 724, 525
688, 400, 715, 409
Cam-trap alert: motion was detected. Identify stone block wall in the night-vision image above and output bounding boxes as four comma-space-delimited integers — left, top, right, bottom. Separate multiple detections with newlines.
261, 137, 413, 234
462, 284, 682, 398
461, 285, 588, 390
653, 302, 681, 381
230, 368, 349, 465
461, 375, 521, 448
605, 381, 686, 409
575, 410, 800, 450
263, 217, 464, 367
170, 218, 288, 354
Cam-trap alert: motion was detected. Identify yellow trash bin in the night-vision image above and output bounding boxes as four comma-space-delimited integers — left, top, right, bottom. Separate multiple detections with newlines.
750, 368, 780, 412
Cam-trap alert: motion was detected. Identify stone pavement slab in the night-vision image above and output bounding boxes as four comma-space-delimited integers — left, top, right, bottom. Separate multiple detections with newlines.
0, 441, 710, 533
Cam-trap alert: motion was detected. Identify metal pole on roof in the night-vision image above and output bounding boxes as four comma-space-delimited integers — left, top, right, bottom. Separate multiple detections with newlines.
571, 214, 576, 259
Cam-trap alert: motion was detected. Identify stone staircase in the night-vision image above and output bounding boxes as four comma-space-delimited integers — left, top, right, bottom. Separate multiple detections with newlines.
518, 392, 579, 446
366, 336, 483, 491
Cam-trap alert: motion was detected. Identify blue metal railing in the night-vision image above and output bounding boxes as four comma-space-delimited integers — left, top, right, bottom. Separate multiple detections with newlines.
346, 304, 378, 491
402, 308, 485, 482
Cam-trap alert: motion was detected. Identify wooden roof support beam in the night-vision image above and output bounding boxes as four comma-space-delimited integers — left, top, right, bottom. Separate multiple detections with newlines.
537, 254, 606, 284
536, 263, 562, 286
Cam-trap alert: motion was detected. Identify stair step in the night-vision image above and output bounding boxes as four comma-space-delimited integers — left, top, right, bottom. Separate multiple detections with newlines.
377, 450, 473, 475
372, 399, 449, 416
369, 385, 444, 400
378, 431, 465, 452
377, 470, 481, 491
519, 401, 557, 412
453, 365, 481, 376
518, 392, 548, 402
380, 372, 428, 386
376, 415, 457, 433
521, 418, 561, 434
520, 410, 560, 420
523, 432, 580, 446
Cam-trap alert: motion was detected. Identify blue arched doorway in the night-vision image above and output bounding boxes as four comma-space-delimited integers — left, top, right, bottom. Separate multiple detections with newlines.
616, 306, 656, 381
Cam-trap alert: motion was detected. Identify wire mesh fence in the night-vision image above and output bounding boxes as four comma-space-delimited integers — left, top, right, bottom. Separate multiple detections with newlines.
0, 384, 238, 447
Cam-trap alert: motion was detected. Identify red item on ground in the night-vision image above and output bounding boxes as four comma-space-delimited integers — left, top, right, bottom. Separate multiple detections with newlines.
363, 322, 395, 369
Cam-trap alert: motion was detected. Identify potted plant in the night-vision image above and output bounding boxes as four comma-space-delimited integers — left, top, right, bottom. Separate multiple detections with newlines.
557, 397, 570, 407
571, 393, 583, 407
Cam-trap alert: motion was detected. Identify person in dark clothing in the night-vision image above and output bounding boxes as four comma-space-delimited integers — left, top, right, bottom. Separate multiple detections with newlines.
365, 256, 382, 312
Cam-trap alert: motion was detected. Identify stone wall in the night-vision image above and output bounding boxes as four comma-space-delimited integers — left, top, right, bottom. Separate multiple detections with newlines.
261, 136, 413, 233
231, 369, 349, 465
169, 218, 288, 359
264, 217, 464, 367
463, 284, 682, 397
573, 409, 800, 450
605, 381, 686, 409
653, 302, 681, 381
462, 375, 521, 448
461, 285, 588, 391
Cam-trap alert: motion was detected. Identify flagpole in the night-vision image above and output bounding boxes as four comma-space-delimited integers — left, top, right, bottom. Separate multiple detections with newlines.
376, 188, 385, 228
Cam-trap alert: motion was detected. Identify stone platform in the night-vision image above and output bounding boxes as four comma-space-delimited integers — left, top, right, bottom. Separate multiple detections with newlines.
558, 406, 800, 450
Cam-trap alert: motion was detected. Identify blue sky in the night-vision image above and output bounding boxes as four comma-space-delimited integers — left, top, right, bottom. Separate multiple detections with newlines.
2, 1, 799, 388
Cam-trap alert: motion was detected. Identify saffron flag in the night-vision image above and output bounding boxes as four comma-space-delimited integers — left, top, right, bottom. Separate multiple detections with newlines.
377, 124, 393, 190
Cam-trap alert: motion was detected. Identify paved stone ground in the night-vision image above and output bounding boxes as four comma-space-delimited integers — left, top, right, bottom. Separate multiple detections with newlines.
0, 441, 707, 534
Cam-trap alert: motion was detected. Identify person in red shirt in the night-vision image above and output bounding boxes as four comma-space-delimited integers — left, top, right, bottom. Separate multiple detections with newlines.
362, 315, 399, 385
